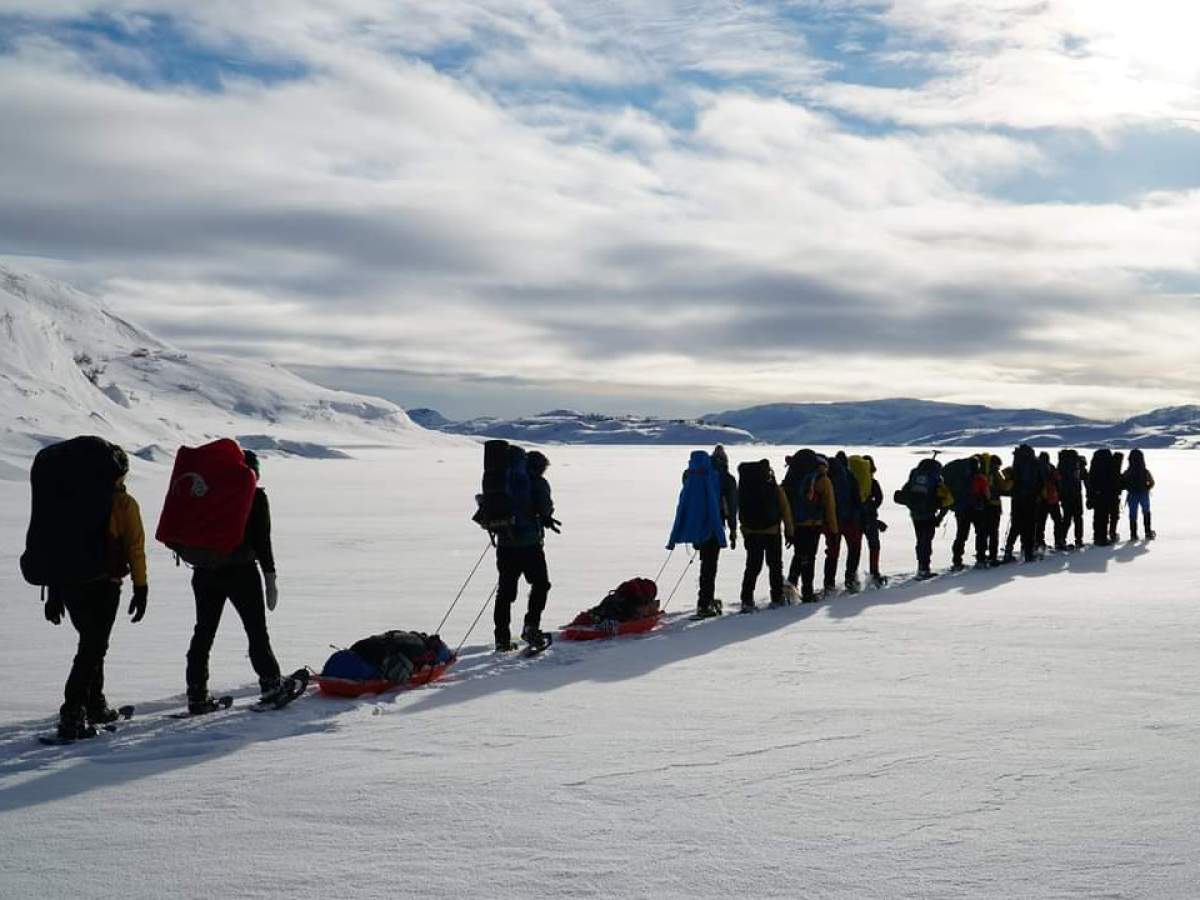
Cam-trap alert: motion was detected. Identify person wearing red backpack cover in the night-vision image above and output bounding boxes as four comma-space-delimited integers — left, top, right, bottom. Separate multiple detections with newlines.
184, 449, 283, 713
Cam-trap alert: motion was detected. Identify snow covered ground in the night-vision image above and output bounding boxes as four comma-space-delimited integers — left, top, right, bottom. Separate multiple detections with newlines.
1, 445, 1197, 899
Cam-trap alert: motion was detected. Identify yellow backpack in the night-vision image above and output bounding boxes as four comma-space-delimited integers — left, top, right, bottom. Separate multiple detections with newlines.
847, 455, 872, 503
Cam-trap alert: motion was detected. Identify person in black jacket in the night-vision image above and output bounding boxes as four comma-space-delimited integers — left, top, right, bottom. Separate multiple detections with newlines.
860, 455, 888, 587
1056, 449, 1086, 549
1087, 448, 1115, 546
695, 445, 737, 617
494, 449, 557, 651
185, 450, 283, 712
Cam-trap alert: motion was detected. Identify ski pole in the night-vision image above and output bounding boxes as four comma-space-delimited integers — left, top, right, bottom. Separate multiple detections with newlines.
660, 548, 697, 613
434, 539, 493, 636
652, 547, 675, 584
454, 583, 498, 657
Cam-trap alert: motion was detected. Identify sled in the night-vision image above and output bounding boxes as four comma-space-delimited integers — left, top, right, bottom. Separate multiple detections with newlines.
560, 612, 664, 642
314, 659, 455, 698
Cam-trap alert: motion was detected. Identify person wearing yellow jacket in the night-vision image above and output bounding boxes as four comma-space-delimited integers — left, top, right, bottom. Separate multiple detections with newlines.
737, 460, 794, 610
44, 450, 149, 740
983, 455, 1010, 565
781, 449, 838, 602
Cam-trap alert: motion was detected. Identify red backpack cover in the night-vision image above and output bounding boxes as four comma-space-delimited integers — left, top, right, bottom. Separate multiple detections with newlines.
156, 439, 256, 559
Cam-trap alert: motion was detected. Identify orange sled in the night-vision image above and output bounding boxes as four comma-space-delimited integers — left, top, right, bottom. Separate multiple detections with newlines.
315, 659, 455, 698
560, 613, 664, 641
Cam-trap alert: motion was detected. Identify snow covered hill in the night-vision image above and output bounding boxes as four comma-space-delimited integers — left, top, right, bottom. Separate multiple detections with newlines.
0, 266, 451, 469
412, 407, 756, 445
701, 399, 1200, 448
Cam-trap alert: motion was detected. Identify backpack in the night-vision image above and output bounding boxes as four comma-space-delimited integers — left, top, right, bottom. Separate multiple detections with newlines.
1011, 445, 1040, 497
897, 459, 942, 519
578, 578, 660, 625
156, 439, 257, 567
472, 439, 515, 532
348, 631, 450, 684
941, 458, 975, 511
20, 435, 125, 587
847, 456, 872, 502
737, 460, 781, 531
828, 460, 860, 522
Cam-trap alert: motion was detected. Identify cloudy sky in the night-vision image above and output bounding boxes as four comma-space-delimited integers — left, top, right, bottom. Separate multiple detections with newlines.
1, 1, 1198, 420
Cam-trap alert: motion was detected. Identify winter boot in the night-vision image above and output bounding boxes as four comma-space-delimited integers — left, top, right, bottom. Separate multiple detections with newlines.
1130, 522, 1139, 541
915, 568, 935, 581
86, 703, 120, 726
1144, 512, 1155, 541
742, 599, 759, 613
844, 574, 862, 593
187, 691, 224, 715
494, 640, 520, 653
871, 572, 888, 588
56, 705, 95, 742
1000, 552, 1016, 564
521, 625, 550, 651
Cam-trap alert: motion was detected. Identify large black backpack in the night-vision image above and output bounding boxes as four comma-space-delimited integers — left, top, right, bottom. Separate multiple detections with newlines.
737, 460, 781, 530
472, 439, 516, 532
898, 459, 942, 519
941, 458, 975, 511
349, 631, 444, 684
20, 436, 124, 587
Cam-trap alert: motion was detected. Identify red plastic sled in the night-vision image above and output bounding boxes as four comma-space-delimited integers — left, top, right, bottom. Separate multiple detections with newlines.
315, 659, 455, 698
560, 613, 664, 641
156, 438, 257, 556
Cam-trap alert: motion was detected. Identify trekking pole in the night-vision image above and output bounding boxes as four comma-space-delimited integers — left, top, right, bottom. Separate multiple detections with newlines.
652, 547, 675, 584
660, 548, 697, 613
454, 583, 498, 657
434, 539, 493, 635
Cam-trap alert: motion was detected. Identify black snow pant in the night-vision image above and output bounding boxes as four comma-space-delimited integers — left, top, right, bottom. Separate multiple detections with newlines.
787, 525, 823, 598
58, 581, 121, 718
951, 509, 987, 565
913, 518, 937, 573
1108, 497, 1122, 542
495, 545, 551, 643
1059, 500, 1084, 546
1005, 497, 1038, 561
863, 517, 882, 576
696, 538, 722, 609
741, 533, 783, 604
1091, 496, 1112, 545
187, 563, 281, 697
984, 505, 1002, 562
1038, 502, 1064, 549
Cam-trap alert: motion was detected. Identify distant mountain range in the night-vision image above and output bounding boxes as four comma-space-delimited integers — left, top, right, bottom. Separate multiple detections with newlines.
410, 400, 1200, 448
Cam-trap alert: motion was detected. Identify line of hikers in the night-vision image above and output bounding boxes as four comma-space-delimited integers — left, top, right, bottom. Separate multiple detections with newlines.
21, 436, 288, 741
666, 444, 1156, 618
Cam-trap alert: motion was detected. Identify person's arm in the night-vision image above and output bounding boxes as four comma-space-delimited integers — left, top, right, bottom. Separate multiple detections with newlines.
778, 487, 794, 541
250, 490, 276, 574
118, 493, 148, 587
1146, 470, 1155, 490
820, 477, 838, 534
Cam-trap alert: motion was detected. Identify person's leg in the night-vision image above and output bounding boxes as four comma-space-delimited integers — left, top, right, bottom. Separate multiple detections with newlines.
1019, 500, 1037, 561
741, 534, 765, 604
864, 521, 882, 577
186, 569, 228, 700
697, 538, 720, 610
823, 530, 840, 590
765, 534, 784, 603
787, 535, 802, 587
1092, 501, 1108, 546
227, 564, 282, 690
986, 506, 1000, 561
1141, 493, 1153, 538
972, 510, 988, 564
799, 526, 820, 599
844, 521, 863, 586
494, 547, 521, 646
521, 546, 551, 634
914, 519, 933, 573
62, 582, 120, 720
951, 510, 970, 566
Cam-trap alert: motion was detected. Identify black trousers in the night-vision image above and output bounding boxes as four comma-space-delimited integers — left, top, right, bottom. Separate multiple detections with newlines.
984, 505, 1002, 561
1038, 502, 1064, 548
59, 581, 121, 716
951, 509, 987, 564
787, 525, 823, 595
1092, 502, 1111, 545
913, 518, 937, 572
1059, 500, 1084, 546
741, 533, 783, 603
696, 538, 722, 607
187, 563, 280, 696
1005, 497, 1038, 561
496, 545, 551, 642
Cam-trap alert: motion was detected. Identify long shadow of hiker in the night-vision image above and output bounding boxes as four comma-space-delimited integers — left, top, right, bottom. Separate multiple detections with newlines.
0, 683, 344, 815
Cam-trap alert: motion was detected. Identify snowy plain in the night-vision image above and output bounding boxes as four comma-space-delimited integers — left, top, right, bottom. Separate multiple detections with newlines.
1, 444, 1197, 899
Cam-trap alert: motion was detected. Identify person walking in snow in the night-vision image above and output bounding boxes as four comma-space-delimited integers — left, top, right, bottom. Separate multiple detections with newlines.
1056, 449, 1086, 549
1107, 451, 1125, 543
860, 455, 888, 587
1123, 448, 1156, 541
668, 448, 736, 618
39, 442, 149, 741
185, 449, 285, 712
824, 452, 863, 593
736, 459, 793, 610
983, 454, 1009, 565
894, 456, 953, 579
494, 449, 557, 651
1086, 448, 1116, 546
782, 449, 838, 602
1035, 451, 1064, 552
1002, 444, 1042, 563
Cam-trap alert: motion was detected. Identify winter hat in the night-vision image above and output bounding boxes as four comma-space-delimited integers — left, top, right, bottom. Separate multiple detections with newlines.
711, 445, 729, 470
111, 445, 129, 479
244, 449, 261, 477
527, 450, 549, 475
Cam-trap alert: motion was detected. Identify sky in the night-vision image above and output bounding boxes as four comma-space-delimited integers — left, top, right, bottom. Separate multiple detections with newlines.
1, 1, 1198, 421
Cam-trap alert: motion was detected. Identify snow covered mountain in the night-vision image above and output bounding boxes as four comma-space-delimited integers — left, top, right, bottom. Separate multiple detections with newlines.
0, 266, 449, 468
702, 399, 1200, 448
412, 408, 756, 445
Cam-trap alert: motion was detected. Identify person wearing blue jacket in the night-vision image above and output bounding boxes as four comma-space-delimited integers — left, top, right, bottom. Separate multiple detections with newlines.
668, 446, 737, 618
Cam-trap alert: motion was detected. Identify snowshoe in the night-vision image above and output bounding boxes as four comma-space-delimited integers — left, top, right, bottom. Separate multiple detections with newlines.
973, 560, 989, 570
172, 695, 234, 718
844, 576, 862, 593
1146, 530, 1157, 541
495, 640, 520, 653
800, 591, 818, 604
87, 704, 134, 726
740, 600, 758, 614
915, 569, 936, 581
522, 632, 552, 658
252, 669, 309, 711
870, 572, 888, 588
782, 583, 801, 605
767, 598, 786, 609
691, 600, 722, 620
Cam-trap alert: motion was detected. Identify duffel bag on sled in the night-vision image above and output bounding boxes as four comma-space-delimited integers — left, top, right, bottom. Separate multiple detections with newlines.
316, 631, 456, 697
562, 578, 662, 641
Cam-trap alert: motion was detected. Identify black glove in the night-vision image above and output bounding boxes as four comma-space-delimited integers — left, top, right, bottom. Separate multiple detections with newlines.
542, 516, 562, 534
129, 584, 148, 623
729, 530, 737, 550
877, 520, 888, 533
44, 591, 65, 625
